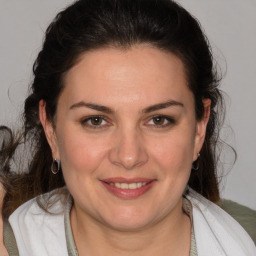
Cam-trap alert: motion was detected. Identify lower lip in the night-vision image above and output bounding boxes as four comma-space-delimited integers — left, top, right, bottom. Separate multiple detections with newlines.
101, 181, 156, 199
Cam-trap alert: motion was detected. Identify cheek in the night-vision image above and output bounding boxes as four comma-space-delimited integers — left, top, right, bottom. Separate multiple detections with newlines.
56, 128, 110, 177
148, 130, 195, 173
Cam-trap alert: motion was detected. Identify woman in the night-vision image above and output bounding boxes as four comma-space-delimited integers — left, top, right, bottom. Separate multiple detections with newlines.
0, 0, 255, 255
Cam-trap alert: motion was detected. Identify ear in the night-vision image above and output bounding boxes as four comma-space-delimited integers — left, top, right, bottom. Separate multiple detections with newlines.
193, 98, 211, 161
39, 100, 60, 160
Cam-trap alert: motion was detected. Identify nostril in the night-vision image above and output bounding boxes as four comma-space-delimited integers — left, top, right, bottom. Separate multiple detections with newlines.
108, 132, 149, 169
108, 151, 149, 170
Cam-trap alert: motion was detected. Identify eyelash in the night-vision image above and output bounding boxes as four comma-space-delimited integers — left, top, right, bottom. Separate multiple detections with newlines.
145, 115, 176, 128
80, 115, 176, 129
80, 115, 109, 129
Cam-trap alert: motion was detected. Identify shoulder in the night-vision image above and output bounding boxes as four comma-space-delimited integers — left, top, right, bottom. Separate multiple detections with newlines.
8, 188, 70, 256
187, 188, 256, 256
220, 198, 256, 243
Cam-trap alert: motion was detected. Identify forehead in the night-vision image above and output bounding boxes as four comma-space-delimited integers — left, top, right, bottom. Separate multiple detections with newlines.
61, 45, 192, 109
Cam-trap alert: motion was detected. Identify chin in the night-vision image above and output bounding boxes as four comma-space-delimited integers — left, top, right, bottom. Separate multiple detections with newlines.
106, 218, 151, 232
101, 207, 156, 231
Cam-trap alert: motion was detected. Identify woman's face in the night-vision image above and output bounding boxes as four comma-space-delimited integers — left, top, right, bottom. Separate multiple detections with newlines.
41, 45, 209, 231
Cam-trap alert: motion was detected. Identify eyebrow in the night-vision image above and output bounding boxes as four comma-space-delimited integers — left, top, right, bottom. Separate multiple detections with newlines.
69, 102, 113, 113
69, 100, 184, 114
143, 100, 184, 113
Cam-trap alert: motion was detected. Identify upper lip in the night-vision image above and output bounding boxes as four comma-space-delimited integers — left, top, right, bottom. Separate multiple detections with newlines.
100, 177, 156, 184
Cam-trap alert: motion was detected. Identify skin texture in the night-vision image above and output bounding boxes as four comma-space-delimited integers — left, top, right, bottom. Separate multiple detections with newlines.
0, 185, 8, 255
40, 45, 210, 256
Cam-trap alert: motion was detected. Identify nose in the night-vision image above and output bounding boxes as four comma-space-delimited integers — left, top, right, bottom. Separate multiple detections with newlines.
108, 128, 149, 170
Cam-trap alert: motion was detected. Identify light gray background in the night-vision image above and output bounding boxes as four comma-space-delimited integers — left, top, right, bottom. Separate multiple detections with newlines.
0, 0, 255, 210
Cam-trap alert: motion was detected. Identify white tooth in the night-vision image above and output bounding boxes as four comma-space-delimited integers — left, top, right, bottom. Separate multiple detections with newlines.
115, 183, 121, 188
113, 182, 148, 189
110, 183, 114, 186
137, 182, 142, 188
128, 183, 137, 189
120, 183, 129, 189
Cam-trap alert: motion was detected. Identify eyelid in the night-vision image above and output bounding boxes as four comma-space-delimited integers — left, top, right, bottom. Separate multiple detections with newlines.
80, 115, 111, 129
144, 114, 176, 127
80, 114, 175, 130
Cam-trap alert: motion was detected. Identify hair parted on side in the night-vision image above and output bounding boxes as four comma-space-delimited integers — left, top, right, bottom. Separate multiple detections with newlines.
1, 0, 227, 218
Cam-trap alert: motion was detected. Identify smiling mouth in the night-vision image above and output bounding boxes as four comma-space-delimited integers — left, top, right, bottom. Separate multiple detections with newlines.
108, 182, 148, 189
100, 178, 156, 199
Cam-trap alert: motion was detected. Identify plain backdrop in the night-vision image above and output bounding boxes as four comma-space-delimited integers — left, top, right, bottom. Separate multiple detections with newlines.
0, 0, 255, 210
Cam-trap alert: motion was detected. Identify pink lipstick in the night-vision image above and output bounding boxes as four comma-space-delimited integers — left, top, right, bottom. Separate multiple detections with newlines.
100, 177, 156, 199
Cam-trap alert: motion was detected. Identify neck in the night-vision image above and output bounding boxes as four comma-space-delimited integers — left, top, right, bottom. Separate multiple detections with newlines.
70, 199, 191, 256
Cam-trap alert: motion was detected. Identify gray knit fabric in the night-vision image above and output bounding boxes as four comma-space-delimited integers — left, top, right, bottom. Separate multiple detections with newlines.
64, 196, 79, 256
183, 197, 198, 256
3, 218, 19, 256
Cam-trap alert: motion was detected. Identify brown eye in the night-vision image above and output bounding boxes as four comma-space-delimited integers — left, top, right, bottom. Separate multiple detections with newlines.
152, 116, 166, 125
90, 116, 103, 126
146, 115, 175, 128
81, 115, 108, 129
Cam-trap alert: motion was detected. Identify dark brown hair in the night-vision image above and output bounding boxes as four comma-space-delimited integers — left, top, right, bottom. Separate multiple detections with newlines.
1, 0, 225, 217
